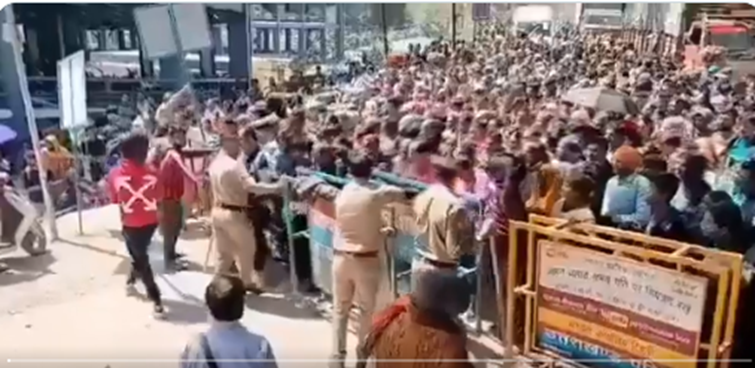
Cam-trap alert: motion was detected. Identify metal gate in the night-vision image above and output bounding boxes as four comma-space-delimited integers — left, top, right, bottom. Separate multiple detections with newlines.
504, 214, 744, 368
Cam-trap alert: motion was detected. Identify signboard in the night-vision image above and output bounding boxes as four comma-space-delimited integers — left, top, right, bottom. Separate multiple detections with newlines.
171, 3, 213, 52
134, 4, 212, 60
472, 3, 492, 21
57, 50, 87, 129
536, 241, 707, 368
664, 3, 685, 37
133, 5, 177, 59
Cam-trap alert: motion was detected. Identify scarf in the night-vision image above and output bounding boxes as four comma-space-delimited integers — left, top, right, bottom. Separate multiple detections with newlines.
359, 295, 412, 360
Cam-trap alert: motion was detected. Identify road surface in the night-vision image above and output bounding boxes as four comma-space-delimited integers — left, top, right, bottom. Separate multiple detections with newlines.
0, 205, 503, 367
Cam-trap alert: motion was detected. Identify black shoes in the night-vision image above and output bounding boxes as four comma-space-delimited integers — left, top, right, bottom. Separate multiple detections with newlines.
153, 304, 166, 319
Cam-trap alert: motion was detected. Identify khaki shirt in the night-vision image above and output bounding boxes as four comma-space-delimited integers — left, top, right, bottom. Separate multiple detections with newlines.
208, 150, 281, 207
334, 181, 405, 253
413, 184, 474, 263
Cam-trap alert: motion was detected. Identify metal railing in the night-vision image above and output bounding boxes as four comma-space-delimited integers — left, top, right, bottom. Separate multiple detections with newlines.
284, 168, 492, 335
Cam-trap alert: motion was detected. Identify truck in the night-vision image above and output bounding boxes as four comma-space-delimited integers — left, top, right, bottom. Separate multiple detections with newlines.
576, 3, 625, 33
682, 4, 755, 79
512, 5, 554, 37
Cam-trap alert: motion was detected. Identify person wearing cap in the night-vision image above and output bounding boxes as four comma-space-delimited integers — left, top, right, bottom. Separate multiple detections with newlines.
208, 118, 287, 294
329, 150, 405, 367
411, 156, 475, 285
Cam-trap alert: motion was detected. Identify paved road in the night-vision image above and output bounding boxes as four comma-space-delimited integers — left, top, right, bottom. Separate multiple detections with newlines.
0, 205, 502, 367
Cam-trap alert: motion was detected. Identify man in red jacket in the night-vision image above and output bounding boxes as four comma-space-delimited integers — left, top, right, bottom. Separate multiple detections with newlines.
107, 132, 165, 317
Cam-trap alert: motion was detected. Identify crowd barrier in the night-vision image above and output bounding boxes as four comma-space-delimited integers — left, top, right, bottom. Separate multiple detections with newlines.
504, 214, 746, 368
286, 169, 485, 333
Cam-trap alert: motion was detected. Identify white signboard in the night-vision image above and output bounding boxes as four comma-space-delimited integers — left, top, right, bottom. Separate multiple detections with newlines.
134, 4, 211, 60
538, 241, 708, 330
57, 50, 88, 129
133, 5, 177, 59
172, 3, 212, 52
664, 3, 685, 37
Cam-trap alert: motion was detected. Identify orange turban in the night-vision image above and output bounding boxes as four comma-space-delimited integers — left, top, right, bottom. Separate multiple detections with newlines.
613, 145, 642, 171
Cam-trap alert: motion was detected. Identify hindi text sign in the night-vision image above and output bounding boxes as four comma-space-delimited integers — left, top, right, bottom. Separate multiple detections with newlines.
536, 241, 707, 368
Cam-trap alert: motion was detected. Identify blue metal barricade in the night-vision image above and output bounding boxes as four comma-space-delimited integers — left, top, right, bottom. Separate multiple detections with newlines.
286, 169, 349, 296
289, 168, 483, 333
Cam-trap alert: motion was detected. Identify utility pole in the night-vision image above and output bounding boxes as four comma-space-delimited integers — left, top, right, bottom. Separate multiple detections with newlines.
451, 3, 457, 49
381, 4, 389, 57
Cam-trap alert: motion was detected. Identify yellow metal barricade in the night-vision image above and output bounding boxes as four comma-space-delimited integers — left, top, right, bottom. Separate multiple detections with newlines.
504, 214, 743, 368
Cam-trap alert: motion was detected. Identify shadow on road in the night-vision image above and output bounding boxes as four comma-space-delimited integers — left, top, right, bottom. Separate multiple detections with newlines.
0, 252, 57, 287
245, 293, 323, 320
127, 289, 209, 325
179, 222, 211, 241
57, 238, 129, 260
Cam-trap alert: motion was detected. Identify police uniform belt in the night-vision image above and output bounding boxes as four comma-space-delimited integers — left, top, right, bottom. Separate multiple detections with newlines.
217, 203, 249, 212
333, 249, 379, 258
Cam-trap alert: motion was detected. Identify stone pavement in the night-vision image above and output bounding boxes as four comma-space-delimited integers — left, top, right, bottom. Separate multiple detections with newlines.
0, 205, 503, 367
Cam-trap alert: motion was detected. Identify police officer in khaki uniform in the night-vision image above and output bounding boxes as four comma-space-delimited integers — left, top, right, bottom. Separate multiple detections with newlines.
411, 156, 475, 285
208, 119, 285, 294
330, 150, 405, 367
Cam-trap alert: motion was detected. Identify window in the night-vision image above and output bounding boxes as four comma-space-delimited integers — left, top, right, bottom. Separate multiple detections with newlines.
122, 30, 133, 49
710, 31, 753, 51
688, 26, 702, 45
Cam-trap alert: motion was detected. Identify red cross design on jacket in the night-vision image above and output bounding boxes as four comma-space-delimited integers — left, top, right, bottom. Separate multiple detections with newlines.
108, 160, 161, 228
114, 175, 158, 213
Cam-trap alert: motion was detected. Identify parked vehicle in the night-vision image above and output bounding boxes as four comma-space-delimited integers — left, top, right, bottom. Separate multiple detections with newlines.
576, 3, 625, 34
684, 15, 755, 80
512, 5, 555, 38
0, 181, 47, 257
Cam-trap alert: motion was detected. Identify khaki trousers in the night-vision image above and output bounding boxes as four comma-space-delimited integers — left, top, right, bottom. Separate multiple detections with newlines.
210, 208, 259, 287
331, 253, 381, 359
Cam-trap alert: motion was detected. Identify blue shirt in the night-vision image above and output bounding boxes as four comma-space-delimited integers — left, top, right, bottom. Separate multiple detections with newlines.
180, 321, 278, 368
600, 174, 653, 229
728, 138, 755, 168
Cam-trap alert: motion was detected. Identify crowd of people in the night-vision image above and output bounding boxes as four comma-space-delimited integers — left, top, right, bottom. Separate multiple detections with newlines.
99, 24, 755, 367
